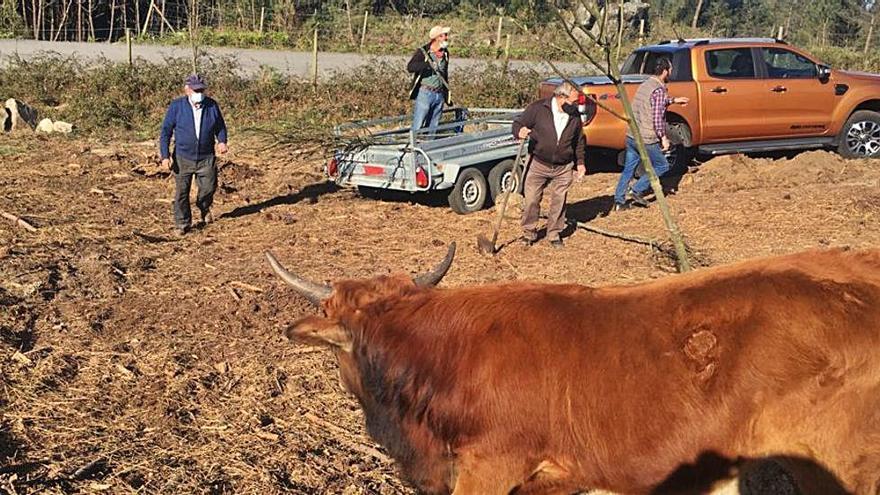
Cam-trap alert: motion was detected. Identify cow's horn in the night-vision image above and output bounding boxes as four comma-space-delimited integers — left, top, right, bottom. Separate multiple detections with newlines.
413, 242, 456, 287
265, 251, 332, 306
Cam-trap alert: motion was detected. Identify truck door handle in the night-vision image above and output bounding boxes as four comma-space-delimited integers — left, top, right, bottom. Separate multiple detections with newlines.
710, 86, 728, 93
771, 85, 787, 93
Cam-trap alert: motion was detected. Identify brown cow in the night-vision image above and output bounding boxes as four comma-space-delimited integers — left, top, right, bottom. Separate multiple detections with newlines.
265, 245, 880, 495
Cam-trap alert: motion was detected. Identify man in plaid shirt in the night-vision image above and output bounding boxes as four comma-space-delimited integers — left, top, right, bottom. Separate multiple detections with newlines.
613, 57, 689, 211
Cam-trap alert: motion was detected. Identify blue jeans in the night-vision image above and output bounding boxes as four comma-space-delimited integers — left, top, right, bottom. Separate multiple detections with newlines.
411, 88, 444, 135
614, 136, 670, 205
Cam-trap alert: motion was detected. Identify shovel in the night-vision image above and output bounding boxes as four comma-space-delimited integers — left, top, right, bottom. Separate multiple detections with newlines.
477, 137, 529, 255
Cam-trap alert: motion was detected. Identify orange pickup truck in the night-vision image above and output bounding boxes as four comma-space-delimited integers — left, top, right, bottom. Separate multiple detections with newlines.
541, 37, 880, 167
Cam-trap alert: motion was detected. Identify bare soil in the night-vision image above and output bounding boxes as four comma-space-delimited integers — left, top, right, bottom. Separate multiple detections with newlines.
1, 132, 878, 494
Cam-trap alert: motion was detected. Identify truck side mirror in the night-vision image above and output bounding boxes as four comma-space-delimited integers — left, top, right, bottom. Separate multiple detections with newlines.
818, 65, 832, 82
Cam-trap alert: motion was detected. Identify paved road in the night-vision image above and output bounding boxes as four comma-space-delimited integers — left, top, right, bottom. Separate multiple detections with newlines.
0, 39, 592, 79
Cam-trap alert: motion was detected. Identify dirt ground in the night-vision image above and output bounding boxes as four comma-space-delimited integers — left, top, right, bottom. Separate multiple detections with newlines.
1, 131, 879, 494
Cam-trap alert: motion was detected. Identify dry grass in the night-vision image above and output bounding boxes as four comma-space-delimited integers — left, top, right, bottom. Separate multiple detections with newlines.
1, 128, 879, 494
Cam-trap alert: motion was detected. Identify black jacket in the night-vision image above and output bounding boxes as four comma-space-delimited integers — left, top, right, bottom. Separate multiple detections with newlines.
407, 43, 451, 104
512, 97, 586, 167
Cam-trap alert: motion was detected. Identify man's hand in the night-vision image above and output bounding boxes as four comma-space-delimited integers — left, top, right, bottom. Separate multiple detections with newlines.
673, 97, 690, 105
517, 127, 531, 140
217, 142, 229, 154
575, 164, 586, 181
661, 136, 672, 151
162, 158, 172, 170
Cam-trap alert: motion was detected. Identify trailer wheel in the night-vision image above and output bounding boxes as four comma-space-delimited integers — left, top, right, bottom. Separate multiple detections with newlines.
448, 168, 488, 214
488, 159, 522, 204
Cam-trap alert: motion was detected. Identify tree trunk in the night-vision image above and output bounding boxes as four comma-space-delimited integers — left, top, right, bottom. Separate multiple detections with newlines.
54, 0, 72, 41
189, 0, 198, 73
31, 0, 38, 39
77, 0, 82, 41
866, 14, 876, 55
691, 0, 704, 29
87, 0, 94, 40
159, 0, 165, 34
108, 0, 116, 41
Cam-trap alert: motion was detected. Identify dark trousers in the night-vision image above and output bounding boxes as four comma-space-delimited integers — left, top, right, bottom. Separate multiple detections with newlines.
522, 157, 574, 242
173, 155, 217, 228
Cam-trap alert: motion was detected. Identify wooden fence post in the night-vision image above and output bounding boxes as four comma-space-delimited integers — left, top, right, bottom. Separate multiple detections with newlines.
776, 25, 784, 40
503, 34, 511, 73
126, 28, 132, 66
638, 19, 645, 45
360, 10, 369, 51
495, 16, 503, 57
312, 27, 319, 87
866, 14, 876, 55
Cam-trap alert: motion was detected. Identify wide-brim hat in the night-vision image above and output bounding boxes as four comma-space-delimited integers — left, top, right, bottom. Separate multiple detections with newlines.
429, 25, 451, 40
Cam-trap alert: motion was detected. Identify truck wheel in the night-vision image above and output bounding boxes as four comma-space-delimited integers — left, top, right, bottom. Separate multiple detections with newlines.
448, 168, 488, 214
488, 159, 522, 204
838, 110, 880, 158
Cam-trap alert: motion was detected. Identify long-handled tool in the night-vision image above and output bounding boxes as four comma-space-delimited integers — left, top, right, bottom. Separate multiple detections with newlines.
477, 137, 529, 255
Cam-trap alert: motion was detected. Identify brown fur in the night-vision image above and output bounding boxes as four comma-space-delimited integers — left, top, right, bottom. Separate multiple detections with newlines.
284, 248, 880, 495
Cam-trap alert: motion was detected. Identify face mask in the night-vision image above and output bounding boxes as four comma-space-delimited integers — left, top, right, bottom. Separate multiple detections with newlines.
439, 40, 449, 49
562, 102, 579, 115
190, 92, 204, 105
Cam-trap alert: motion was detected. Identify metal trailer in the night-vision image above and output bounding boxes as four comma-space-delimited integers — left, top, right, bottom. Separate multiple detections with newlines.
327, 107, 525, 214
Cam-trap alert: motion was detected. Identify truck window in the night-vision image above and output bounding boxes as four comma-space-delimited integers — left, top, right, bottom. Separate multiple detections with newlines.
760, 48, 818, 79
622, 50, 691, 82
706, 48, 756, 79
621, 51, 646, 75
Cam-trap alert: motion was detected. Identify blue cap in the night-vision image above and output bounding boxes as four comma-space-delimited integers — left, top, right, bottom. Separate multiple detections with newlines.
184, 74, 207, 90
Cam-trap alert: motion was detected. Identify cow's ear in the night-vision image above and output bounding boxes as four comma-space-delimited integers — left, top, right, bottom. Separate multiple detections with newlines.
286, 316, 352, 351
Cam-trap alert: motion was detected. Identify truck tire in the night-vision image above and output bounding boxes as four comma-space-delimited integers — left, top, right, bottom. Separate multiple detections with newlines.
488, 159, 523, 204
838, 110, 880, 158
448, 168, 488, 214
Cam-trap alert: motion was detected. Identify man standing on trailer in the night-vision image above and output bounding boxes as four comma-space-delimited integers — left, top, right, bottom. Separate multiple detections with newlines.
407, 25, 452, 134
512, 81, 587, 249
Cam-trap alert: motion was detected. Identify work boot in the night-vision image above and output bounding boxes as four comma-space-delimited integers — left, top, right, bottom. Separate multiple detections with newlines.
201, 210, 215, 225
612, 202, 632, 213
520, 235, 537, 246
550, 239, 564, 249
176, 225, 189, 236
628, 190, 649, 207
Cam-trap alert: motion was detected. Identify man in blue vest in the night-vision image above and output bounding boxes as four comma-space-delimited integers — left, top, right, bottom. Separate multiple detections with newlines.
160, 74, 229, 235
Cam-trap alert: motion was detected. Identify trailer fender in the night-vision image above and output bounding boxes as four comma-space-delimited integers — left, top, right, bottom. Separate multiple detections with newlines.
436, 163, 463, 189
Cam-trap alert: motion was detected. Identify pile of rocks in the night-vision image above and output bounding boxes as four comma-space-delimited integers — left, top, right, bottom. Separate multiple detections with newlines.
2, 98, 73, 134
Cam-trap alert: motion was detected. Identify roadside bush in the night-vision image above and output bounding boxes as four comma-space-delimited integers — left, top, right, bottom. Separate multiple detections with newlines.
0, 53, 542, 138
